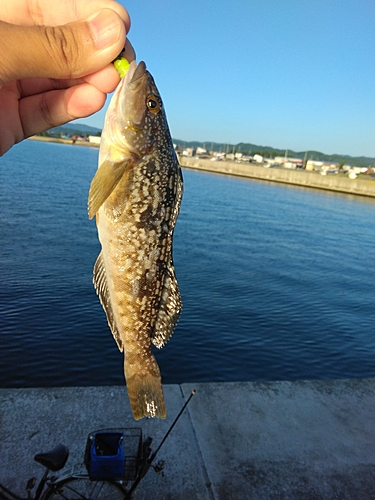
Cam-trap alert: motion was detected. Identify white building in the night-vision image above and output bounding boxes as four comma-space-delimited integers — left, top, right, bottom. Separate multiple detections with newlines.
196, 147, 207, 155
182, 148, 194, 157
274, 156, 303, 169
88, 135, 101, 145
306, 160, 323, 171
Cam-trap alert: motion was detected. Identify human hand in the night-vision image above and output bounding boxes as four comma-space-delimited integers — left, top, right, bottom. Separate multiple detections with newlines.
0, 0, 135, 156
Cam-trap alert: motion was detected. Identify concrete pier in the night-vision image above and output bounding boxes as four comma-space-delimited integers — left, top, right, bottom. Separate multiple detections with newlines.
1, 379, 374, 499
179, 157, 375, 198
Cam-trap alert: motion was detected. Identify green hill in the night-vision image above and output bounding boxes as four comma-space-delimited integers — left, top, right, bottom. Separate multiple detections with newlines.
45, 123, 102, 137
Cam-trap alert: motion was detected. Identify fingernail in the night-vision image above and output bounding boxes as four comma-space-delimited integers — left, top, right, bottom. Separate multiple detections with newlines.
88, 9, 122, 49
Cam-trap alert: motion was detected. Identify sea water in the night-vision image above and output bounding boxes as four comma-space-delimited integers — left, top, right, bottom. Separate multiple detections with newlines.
0, 140, 374, 387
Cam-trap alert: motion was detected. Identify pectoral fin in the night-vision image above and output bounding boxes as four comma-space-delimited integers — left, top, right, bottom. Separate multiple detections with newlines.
151, 261, 182, 349
88, 158, 134, 219
93, 252, 123, 352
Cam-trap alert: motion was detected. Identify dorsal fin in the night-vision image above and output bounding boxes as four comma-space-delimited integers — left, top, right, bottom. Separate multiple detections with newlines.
93, 252, 123, 352
151, 260, 182, 349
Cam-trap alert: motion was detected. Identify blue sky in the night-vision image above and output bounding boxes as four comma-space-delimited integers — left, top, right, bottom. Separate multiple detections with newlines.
80, 0, 375, 157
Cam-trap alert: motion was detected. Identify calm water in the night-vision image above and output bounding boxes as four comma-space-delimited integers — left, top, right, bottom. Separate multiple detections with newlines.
0, 140, 374, 387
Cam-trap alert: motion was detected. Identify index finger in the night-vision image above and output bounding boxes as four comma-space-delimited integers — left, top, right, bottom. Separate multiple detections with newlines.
16, 64, 120, 98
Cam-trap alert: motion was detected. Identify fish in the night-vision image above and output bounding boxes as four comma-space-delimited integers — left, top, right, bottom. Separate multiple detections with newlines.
88, 61, 183, 420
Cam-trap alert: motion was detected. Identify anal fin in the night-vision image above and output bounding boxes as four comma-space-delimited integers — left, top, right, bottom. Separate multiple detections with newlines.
151, 260, 182, 349
93, 252, 123, 352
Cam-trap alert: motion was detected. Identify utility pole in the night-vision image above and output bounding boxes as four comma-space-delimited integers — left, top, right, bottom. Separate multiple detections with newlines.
303, 151, 308, 169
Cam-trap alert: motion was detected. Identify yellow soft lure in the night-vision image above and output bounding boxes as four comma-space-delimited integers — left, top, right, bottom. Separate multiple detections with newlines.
114, 57, 130, 78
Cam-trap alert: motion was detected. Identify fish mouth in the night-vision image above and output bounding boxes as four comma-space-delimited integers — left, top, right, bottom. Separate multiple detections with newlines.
113, 60, 148, 157
128, 61, 147, 90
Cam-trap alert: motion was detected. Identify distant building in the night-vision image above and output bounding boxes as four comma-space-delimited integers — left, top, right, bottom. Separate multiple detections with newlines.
211, 152, 226, 160
182, 148, 194, 157
306, 160, 323, 171
306, 160, 339, 172
237, 155, 253, 163
320, 163, 339, 174
274, 156, 303, 169
196, 147, 207, 155
88, 135, 101, 145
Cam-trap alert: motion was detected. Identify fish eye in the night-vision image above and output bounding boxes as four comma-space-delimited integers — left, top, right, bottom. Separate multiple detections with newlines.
146, 95, 161, 114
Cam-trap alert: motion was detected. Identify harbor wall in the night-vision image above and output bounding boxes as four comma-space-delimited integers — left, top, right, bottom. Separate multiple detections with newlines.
179, 157, 375, 198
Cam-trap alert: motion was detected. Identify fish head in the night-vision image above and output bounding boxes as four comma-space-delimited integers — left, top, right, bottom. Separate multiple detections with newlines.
101, 61, 170, 162
88, 61, 175, 219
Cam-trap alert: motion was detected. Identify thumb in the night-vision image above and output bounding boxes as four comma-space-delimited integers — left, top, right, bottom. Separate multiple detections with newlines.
0, 9, 126, 85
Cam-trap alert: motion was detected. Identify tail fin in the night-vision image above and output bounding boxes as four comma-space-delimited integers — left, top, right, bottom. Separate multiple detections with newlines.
125, 360, 166, 420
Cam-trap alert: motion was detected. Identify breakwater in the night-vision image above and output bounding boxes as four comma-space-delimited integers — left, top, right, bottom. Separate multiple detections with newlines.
179, 157, 375, 198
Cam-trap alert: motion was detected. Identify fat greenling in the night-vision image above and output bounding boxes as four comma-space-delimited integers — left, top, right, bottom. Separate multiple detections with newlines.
88, 60, 183, 420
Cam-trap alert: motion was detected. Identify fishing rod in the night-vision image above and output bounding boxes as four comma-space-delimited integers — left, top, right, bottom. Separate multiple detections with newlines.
150, 389, 195, 463
126, 390, 196, 499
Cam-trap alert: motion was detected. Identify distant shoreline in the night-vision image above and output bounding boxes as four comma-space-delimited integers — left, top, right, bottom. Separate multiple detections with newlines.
27, 136, 375, 198
179, 157, 375, 199
28, 135, 99, 148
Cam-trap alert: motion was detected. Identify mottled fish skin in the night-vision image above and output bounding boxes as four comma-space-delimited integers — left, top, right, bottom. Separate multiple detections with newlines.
88, 61, 183, 420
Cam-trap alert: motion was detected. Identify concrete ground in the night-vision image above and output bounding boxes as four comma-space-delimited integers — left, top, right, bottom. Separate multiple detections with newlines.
0, 379, 374, 499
